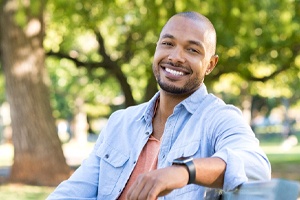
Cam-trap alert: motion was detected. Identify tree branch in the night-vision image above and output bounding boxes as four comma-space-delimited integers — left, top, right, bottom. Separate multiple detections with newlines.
123, 33, 134, 63
94, 29, 116, 66
93, 29, 136, 106
46, 50, 102, 70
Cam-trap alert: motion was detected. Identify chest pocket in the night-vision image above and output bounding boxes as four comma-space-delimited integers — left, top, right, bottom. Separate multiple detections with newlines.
96, 142, 129, 195
166, 140, 200, 163
165, 141, 201, 197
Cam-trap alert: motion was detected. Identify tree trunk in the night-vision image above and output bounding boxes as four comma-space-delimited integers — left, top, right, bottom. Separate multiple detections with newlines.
0, 0, 71, 186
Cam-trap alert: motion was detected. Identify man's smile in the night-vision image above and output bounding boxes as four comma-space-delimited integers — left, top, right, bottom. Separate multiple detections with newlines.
165, 67, 185, 76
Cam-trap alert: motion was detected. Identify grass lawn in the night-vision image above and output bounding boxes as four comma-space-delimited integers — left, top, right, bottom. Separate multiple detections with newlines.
0, 141, 93, 200
0, 184, 55, 200
0, 134, 299, 199
260, 134, 300, 182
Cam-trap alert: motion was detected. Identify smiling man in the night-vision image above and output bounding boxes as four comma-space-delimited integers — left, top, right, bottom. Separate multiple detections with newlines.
153, 13, 217, 97
47, 11, 271, 200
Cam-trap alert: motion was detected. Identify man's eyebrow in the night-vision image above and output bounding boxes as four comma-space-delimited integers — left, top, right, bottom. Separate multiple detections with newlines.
161, 34, 174, 39
188, 40, 205, 50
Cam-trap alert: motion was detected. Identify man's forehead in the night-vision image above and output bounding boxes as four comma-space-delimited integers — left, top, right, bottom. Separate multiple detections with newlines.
160, 16, 206, 39
161, 16, 206, 33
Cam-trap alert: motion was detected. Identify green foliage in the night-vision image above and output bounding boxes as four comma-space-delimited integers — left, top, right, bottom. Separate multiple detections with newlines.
12, 0, 45, 27
47, 57, 116, 119
1, 0, 299, 119
14, 8, 27, 27
41, 0, 300, 119
200, 0, 300, 108
0, 73, 6, 104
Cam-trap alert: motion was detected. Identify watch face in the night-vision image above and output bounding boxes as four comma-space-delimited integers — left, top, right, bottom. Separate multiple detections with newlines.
173, 156, 193, 164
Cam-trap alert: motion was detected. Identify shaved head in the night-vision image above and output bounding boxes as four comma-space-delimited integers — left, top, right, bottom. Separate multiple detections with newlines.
162, 11, 217, 57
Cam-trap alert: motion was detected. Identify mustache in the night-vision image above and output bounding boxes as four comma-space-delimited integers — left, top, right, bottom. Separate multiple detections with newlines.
165, 61, 184, 68
162, 61, 189, 69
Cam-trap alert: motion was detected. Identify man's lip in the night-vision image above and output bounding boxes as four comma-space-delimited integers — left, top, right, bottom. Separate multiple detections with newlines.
160, 63, 190, 75
160, 65, 191, 80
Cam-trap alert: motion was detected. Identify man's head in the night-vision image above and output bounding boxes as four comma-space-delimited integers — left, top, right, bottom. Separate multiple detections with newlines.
152, 11, 218, 96
174, 12, 217, 57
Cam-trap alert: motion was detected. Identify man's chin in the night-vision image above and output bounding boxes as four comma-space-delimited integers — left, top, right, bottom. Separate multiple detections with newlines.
159, 84, 184, 94
159, 83, 201, 97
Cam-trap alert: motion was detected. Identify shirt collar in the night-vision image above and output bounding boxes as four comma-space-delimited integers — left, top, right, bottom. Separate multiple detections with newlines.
178, 84, 209, 114
140, 91, 160, 123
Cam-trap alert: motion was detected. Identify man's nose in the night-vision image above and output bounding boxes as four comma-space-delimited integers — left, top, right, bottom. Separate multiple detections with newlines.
168, 47, 185, 63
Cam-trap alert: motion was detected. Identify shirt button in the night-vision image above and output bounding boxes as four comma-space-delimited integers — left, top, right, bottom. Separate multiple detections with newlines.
145, 132, 150, 135
105, 154, 109, 159
133, 161, 137, 164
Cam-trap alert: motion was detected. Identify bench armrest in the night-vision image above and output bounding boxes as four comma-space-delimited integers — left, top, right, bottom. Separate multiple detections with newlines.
222, 179, 300, 200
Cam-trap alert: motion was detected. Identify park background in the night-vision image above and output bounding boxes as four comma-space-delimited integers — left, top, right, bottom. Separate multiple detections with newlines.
0, 0, 300, 199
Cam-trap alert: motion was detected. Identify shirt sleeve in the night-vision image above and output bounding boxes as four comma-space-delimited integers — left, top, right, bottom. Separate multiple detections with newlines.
46, 129, 105, 200
210, 105, 271, 191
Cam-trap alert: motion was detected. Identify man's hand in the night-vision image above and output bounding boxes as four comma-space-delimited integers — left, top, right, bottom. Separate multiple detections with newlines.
126, 165, 189, 200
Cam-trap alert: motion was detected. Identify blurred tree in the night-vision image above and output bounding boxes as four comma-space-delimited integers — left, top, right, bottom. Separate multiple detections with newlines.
0, 0, 70, 185
44, 0, 179, 134
0, 0, 298, 185
45, 0, 299, 121
209, 0, 300, 120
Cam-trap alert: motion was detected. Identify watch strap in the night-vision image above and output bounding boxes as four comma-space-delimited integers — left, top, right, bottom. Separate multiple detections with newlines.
172, 158, 196, 184
185, 159, 196, 184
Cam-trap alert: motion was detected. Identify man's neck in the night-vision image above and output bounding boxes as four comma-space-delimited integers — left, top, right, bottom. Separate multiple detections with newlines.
158, 90, 191, 120
152, 90, 193, 140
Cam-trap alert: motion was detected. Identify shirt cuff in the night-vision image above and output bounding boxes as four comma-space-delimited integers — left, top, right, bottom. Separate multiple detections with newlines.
213, 148, 248, 191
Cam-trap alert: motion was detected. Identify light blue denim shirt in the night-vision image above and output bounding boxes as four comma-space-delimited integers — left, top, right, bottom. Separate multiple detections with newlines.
47, 84, 271, 200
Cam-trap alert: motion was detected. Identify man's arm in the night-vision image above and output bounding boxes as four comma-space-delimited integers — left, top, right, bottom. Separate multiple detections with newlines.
193, 157, 226, 188
126, 157, 226, 200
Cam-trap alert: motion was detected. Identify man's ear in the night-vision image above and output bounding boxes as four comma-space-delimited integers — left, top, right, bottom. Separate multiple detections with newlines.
205, 55, 219, 75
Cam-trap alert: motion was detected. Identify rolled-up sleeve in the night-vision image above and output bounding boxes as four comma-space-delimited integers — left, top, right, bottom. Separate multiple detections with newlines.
213, 148, 271, 191
210, 106, 271, 191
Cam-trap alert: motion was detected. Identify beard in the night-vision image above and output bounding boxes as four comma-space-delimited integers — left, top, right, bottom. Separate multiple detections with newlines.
153, 63, 203, 95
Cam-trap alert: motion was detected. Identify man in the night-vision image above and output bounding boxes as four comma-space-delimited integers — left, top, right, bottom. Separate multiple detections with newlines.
47, 11, 271, 200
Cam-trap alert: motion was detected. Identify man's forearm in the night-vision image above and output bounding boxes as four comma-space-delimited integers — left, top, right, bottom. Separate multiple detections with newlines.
193, 157, 226, 188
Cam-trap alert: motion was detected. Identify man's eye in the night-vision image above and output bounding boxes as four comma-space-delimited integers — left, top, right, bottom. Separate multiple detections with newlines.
188, 48, 199, 54
162, 42, 173, 46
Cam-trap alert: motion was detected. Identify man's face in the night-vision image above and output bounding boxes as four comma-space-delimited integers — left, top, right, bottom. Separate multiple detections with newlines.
152, 16, 216, 96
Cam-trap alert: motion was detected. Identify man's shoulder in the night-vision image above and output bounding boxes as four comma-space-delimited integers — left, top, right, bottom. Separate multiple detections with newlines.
203, 94, 243, 116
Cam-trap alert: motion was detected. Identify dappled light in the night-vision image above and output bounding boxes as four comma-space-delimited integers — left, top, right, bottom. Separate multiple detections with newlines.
213, 73, 245, 96
248, 63, 277, 78
25, 18, 41, 37
0, 0, 300, 199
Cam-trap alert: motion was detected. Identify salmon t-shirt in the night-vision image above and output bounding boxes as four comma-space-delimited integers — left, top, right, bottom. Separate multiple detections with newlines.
118, 135, 160, 199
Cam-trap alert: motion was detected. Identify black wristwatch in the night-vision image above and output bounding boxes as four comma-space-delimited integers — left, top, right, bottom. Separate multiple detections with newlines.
172, 156, 196, 184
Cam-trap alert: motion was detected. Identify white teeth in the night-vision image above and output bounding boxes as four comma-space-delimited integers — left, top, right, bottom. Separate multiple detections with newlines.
165, 68, 184, 76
